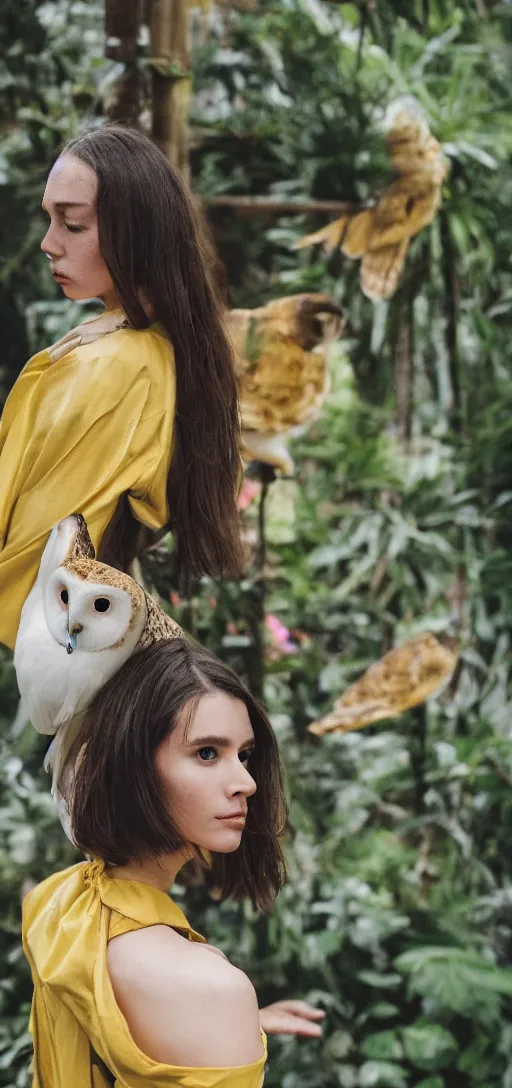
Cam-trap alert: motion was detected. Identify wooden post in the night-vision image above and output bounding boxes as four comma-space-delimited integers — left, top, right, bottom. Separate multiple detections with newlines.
104, 0, 143, 126
150, 0, 191, 179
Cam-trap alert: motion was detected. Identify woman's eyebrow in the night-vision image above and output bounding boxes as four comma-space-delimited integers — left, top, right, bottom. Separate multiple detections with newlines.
187, 734, 255, 749
41, 201, 89, 212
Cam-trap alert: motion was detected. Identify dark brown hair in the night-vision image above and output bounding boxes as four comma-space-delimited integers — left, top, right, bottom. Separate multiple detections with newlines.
61, 125, 243, 580
67, 640, 287, 911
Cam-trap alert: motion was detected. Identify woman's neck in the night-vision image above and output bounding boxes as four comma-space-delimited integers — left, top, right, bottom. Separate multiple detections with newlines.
109, 849, 190, 893
100, 289, 123, 314
99, 288, 155, 321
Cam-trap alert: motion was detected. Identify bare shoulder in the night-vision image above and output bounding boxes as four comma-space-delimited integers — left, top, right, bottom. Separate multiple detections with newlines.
107, 925, 263, 1068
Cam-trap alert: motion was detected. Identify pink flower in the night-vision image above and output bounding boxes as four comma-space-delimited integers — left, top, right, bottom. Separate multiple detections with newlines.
265, 613, 298, 655
237, 480, 262, 511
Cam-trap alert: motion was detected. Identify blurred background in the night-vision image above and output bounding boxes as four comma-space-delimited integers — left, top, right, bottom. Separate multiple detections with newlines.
2, 1, 512, 1085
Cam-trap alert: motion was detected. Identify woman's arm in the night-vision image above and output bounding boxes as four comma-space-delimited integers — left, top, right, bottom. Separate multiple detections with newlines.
107, 925, 263, 1068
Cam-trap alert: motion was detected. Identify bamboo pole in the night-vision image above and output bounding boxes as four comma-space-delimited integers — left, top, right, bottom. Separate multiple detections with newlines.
150, 0, 191, 179
104, 0, 143, 126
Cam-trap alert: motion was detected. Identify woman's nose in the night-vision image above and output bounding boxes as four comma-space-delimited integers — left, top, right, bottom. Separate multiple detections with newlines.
41, 223, 64, 259
228, 764, 257, 800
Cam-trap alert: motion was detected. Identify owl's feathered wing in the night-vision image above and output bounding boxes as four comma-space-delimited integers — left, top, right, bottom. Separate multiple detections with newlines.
294, 107, 448, 301
137, 592, 183, 647
227, 294, 343, 474
43, 713, 86, 841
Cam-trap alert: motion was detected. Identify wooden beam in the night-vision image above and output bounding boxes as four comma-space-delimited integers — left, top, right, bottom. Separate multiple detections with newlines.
206, 196, 357, 216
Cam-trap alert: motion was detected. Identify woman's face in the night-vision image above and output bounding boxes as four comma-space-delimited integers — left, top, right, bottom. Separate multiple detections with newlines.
41, 154, 115, 302
155, 693, 257, 854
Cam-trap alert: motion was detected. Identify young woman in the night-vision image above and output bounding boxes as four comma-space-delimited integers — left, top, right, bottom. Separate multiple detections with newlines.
0, 125, 243, 651
23, 638, 288, 1087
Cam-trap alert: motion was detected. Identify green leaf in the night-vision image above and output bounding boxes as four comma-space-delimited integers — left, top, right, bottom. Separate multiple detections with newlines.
362, 1030, 403, 1062
358, 1061, 408, 1088
401, 1024, 457, 1071
394, 946, 512, 1017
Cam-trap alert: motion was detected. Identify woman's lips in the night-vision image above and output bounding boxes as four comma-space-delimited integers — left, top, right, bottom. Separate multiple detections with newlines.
52, 270, 70, 282
216, 813, 247, 825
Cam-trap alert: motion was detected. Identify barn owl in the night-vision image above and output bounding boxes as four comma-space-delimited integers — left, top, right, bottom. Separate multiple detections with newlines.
308, 632, 458, 736
226, 293, 343, 475
14, 513, 182, 836
295, 104, 449, 301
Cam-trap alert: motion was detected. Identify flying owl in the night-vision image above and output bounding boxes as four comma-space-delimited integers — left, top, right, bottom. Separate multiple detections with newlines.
308, 632, 458, 736
14, 513, 183, 835
294, 105, 449, 301
226, 293, 344, 475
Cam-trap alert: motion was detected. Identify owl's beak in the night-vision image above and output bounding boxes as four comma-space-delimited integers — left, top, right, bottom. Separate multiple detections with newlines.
66, 623, 83, 655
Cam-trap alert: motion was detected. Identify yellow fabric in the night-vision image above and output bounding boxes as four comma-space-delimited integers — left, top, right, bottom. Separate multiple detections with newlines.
0, 318, 175, 650
22, 860, 267, 1088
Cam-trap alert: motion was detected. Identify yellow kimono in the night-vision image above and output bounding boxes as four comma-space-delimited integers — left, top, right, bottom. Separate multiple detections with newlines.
0, 311, 175, 650
22, 860, 267, 1088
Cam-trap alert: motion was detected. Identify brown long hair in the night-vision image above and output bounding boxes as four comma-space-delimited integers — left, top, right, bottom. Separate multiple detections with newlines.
67, 640, 287, 911
61, 125, 243, 580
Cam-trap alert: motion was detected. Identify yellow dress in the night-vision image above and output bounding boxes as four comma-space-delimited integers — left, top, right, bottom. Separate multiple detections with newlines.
0, 311, 175, 650
22, 860, 267, 1088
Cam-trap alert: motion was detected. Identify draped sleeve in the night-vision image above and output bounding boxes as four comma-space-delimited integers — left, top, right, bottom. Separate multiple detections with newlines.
0, 324, 175, 650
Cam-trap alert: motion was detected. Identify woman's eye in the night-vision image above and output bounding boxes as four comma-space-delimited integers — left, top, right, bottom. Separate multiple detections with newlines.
197, 746, 217, 762
65, 224, 85, 233
239, 748, 252, 765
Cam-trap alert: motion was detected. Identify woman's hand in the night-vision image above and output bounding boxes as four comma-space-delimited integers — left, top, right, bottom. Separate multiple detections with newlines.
259, 999, 325, 1037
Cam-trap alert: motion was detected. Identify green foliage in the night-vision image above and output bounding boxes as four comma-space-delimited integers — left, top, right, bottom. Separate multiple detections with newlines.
2, 1, 512, 1086
0, 0, 112, 395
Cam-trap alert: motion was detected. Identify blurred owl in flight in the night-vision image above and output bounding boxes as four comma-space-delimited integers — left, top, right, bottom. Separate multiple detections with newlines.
14, 514, 183, 835
308, 632, 458, 736
295, 106, 449, 301
227, 293, 344, 475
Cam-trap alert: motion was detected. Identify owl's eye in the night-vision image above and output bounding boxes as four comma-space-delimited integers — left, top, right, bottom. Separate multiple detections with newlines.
60, 589, 69, 606
94, 597, 111, 613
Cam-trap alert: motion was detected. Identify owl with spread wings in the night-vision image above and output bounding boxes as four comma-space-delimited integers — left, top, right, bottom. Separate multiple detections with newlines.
226, 293, 344, 475
295, 106, 449, 301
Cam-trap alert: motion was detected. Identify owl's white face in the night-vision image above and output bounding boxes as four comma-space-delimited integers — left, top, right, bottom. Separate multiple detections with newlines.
45, 568, 143, 652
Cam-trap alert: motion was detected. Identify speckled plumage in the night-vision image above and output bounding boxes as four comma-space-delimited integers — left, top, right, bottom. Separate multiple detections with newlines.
138, 593, 182, 648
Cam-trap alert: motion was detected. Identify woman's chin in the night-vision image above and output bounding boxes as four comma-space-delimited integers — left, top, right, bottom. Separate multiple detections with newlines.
210, 828, 244, 853
58, 284, 96, 302
60, 285, 82, 300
